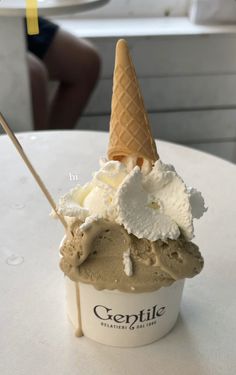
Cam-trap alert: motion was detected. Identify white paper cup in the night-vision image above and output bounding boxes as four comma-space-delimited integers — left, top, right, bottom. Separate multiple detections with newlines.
65, 277, 185, 347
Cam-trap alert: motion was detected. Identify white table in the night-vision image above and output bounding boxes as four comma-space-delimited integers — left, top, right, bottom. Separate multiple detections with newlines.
0, 0, 110, 16
0, 0, 109, 132
0, 131, 236, 375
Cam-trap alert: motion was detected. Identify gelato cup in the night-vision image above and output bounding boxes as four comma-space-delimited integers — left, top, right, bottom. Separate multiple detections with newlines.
65, 277, 185, 347
57, 38, 205, 348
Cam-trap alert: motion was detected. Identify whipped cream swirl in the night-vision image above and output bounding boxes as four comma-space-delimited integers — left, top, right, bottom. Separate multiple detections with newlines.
58, 159, 206, 241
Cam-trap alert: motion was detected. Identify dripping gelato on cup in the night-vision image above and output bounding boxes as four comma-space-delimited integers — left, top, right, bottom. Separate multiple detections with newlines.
56, 39, 207, 347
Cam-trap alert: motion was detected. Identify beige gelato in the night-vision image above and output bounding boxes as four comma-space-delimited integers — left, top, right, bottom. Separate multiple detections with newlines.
60, 219, 203, 293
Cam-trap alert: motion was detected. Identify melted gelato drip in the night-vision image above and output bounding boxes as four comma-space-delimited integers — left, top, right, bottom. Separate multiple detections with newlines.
60, 219, 204, 293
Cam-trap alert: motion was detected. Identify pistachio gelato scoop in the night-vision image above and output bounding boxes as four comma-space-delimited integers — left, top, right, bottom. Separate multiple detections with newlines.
60, 219, 204, 293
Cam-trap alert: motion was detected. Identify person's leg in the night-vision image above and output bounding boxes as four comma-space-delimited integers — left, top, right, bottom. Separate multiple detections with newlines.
43, 29, 101, 129
27, 53, 49, 130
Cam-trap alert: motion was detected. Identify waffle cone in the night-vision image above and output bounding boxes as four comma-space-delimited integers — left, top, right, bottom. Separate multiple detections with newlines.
108, 39, 158, 164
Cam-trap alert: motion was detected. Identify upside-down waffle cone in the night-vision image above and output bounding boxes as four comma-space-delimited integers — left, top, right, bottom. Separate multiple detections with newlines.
108, 39, 159, 164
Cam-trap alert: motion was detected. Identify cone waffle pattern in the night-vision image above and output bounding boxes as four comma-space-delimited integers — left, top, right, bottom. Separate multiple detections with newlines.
108, 40, 158, 163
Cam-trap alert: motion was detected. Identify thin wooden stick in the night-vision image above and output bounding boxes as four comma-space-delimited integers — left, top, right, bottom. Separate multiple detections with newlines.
0, 113, 68, 231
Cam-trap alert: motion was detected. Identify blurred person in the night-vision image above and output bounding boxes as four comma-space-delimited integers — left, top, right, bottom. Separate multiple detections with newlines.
25, 18, 100, 130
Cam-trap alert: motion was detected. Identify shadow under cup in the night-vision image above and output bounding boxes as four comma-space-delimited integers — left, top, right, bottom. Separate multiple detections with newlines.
65, 278, 185, 347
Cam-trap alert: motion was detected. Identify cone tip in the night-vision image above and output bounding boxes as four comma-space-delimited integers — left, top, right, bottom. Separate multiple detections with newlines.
115, 39, 129, 61
116, 39, 128, 49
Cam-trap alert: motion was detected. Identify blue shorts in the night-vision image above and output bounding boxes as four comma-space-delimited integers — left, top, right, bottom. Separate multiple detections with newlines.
25, 17, 59, 60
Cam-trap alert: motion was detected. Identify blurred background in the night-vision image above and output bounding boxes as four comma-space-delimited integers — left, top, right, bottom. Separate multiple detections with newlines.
1, 0, 236, 163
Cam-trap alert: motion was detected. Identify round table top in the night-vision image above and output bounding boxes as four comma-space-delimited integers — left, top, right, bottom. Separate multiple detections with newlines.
0, 0, 109, 16
0, 130, 236, 375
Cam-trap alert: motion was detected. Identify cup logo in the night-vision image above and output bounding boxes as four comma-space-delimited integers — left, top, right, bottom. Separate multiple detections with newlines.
93, 304, 166, 330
